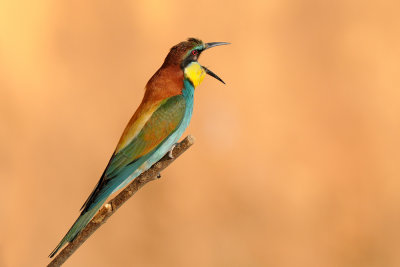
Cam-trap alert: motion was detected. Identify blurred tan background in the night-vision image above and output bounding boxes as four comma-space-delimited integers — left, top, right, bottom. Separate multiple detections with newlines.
1, 0, 400, 266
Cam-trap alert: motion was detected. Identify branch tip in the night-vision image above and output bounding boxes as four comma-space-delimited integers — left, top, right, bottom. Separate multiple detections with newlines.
186, 135, 196, 145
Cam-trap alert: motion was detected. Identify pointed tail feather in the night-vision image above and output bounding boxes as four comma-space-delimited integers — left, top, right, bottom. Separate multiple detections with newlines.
49, 200, 104, 258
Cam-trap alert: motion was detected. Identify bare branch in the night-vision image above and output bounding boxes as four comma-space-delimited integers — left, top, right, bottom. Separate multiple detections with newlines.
48, 135, 195, 267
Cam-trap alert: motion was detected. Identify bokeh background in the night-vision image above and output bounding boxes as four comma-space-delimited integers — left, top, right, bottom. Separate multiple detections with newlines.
1, 0, 400, 266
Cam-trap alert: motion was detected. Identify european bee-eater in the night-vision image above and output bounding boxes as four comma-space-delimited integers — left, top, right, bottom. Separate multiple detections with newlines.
49, 38, 228, 257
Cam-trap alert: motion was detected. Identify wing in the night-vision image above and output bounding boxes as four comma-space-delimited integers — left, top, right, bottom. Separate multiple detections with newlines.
81, 94, 186, 212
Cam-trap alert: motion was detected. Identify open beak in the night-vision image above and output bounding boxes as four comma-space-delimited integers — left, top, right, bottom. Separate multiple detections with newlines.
202, 42, 230, 84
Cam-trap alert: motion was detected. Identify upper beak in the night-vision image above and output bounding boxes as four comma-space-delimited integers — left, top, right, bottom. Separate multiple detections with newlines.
205, 42, 231, 49
203, 42, 230, 84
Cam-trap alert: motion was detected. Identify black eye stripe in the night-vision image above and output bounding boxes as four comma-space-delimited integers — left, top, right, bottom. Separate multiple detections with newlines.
181, 49, 201, 69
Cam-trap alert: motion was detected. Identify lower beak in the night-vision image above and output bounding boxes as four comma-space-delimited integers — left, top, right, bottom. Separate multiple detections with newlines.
203, 66, 225, 84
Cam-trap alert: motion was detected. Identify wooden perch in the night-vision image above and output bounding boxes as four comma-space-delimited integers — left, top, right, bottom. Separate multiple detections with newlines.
48, 135, 195, 267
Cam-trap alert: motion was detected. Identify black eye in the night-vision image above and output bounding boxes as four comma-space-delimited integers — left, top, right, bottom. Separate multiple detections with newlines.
191, 50, 198, 56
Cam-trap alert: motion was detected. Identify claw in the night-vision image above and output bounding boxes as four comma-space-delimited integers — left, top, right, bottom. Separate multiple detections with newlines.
168, 144, 176, 159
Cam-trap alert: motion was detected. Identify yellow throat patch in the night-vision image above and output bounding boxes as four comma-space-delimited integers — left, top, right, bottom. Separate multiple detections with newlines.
184, 62, 205, 88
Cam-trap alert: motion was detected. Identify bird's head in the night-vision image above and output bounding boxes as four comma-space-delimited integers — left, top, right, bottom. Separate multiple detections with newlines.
164, 38, 229, 88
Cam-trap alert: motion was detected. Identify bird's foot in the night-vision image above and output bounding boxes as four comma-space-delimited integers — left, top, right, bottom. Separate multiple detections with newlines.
168, 144, 177, 159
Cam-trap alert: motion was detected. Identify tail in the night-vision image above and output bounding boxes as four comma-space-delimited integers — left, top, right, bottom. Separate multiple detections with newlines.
49, 200, 104, 258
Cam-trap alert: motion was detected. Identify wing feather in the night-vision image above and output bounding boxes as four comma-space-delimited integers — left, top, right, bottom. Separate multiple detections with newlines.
81, 94, 186, 212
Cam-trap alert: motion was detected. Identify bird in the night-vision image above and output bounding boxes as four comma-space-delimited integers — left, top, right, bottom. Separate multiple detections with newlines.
49, 38, 229, 258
